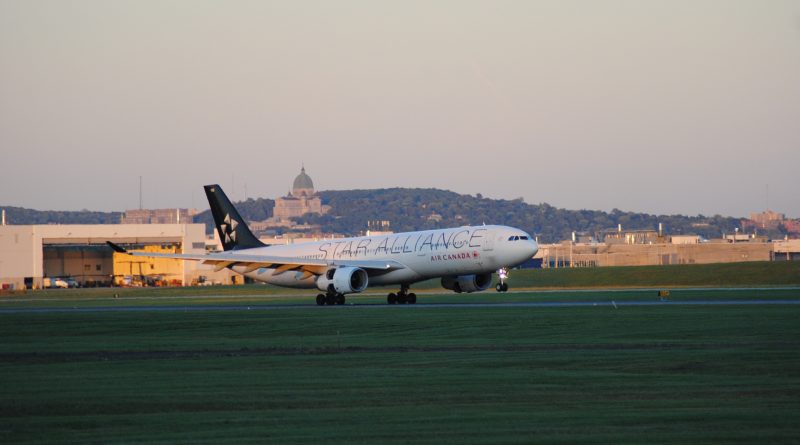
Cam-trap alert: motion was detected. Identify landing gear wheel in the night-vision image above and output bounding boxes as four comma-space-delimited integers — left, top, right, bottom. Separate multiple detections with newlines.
407, 293, 417, 304
325, 294, 337, 305
387, 293, 397, 305
398, 293, 408, 304
496, 268, 511, 293
336, 294, 346, 305
316, 294, 325, 306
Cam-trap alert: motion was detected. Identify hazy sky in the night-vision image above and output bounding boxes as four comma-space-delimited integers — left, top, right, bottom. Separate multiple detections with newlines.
1, 0, 798, 218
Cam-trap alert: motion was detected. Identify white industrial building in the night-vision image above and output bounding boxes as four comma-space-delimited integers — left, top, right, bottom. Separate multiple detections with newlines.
0, 223, 217, 290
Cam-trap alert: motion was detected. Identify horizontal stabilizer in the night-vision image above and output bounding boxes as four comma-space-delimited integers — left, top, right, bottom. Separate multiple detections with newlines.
106, 241, 128, 254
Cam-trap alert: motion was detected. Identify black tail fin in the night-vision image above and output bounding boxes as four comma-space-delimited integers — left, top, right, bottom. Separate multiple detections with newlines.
204, 184, 265, 251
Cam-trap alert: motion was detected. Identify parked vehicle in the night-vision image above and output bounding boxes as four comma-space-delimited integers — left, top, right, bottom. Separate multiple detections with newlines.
47, 278, 69, 289
144, 275, 168, 287
118, 275, 144, 287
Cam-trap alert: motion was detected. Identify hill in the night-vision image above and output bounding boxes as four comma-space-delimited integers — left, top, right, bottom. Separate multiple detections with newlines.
192, 197, 274, 235
0, 206, 122, 225
198, 188, 740, 242
3, 189, 741, 243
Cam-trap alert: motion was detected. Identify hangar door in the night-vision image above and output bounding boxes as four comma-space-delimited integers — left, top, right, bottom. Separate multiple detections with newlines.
42, 244, 114, 287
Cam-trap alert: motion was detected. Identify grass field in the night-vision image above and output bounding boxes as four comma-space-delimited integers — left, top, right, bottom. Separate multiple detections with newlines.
1, 261, 799, 443
1, 261, 798, 310
519, 261, 800, 288
1, 287, 800, 443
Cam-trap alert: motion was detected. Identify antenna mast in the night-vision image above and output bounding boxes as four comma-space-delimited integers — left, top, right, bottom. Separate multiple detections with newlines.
766, 184, 769, 211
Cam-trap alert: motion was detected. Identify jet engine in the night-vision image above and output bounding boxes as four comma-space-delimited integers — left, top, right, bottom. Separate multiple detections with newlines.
316, 266, 369, 294
440, 273, 493, 293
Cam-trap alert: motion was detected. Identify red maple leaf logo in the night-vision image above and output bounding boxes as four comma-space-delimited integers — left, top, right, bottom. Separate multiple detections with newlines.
472, 251, 479, 258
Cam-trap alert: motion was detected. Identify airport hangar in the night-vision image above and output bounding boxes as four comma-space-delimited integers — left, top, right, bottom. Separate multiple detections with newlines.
0, 223, 217, 290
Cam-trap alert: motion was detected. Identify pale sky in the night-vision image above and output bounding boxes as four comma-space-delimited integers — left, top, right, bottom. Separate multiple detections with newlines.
1, 0, 798, 218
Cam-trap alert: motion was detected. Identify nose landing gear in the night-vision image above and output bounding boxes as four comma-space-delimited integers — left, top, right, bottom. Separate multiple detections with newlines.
496, 268, 509, 292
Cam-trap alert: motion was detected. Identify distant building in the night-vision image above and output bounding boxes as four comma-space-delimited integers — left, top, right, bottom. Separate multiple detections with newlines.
571, 231, 597, 244
723, 233, 767, 243
746, 210, 785, 230
784, 220, 800, 234
599, 228, 661, 245
366, 220, 393, 236
123, 208, 198, 225
426, 212, 443, 223
741, 210, 800, 237
670, 235, 701, 245
272, 167, 330, 221
0, 223, 209, 289
774, 239, 800, 261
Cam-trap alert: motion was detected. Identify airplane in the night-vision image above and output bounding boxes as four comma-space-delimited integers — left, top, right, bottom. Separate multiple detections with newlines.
108, 184, 538, 305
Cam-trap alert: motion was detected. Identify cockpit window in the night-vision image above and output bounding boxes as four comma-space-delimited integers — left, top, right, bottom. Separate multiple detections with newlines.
520, 235, 529, 240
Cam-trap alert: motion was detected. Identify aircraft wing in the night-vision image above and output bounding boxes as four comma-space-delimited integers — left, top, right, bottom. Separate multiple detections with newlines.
107, 241, 405, 275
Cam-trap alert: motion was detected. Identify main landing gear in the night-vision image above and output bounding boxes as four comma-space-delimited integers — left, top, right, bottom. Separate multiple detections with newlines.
316, 291, 345, 306
387, 284, 417, 305
496, 267, 509, 293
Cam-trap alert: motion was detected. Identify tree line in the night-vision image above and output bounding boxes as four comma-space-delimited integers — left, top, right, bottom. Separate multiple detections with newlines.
1, 206, 122, 225
4, 189, 752, 243
198, 188, 746, 242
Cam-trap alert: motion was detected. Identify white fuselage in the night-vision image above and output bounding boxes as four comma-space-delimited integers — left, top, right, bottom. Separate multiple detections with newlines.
229, 225, 538, 289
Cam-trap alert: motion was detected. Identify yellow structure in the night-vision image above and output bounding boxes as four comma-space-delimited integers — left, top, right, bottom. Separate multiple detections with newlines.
113, 245, 185, 286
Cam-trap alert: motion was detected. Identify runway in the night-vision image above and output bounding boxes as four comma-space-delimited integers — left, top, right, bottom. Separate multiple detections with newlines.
2, 299, 800, 314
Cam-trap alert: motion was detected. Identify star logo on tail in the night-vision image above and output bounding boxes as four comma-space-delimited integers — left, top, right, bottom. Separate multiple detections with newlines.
222, 213, 238, 244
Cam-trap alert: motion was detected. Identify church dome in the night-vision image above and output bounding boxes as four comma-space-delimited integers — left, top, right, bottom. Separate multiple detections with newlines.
292, 167, 314, 196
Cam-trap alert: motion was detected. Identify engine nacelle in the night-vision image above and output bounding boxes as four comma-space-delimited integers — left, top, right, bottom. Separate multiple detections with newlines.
316, 266, 369, 294
440, 273, 492, 293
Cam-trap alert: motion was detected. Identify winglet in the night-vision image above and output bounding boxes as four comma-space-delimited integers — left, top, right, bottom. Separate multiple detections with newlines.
106, 241, 128, 253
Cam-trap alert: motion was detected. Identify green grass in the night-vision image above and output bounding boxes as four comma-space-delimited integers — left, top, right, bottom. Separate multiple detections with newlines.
1, 296, 799, 444
519, 261, 800, 288
2, 287, 800, 310
1, 261, 797, 304
0, 260, 798, 310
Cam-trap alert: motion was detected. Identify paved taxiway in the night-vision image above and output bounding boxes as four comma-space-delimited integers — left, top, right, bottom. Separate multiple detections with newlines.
1, 299, 799, 314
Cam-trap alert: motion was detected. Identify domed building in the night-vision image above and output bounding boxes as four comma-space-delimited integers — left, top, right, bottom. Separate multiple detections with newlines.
291, 167, 315, 198
272, 166, 328, 221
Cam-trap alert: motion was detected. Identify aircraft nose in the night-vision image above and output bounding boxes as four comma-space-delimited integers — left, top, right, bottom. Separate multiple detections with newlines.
526, 239, 539, 258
